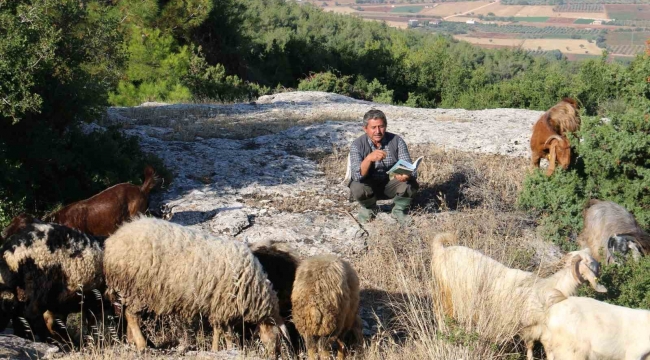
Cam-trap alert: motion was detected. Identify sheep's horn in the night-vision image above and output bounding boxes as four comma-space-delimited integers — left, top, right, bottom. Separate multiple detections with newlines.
544, 135, 564, 146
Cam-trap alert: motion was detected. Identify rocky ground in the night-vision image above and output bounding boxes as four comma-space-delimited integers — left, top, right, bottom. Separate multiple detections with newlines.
2, 91, 548, 359
109, 91, 542, 257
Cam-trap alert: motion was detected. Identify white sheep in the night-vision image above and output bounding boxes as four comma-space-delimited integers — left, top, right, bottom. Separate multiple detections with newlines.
291, 254, 362, 360
430, 232, 607, 360
578, 199, 650, 264
103, 217, 287, 354
541, 290, 650, 360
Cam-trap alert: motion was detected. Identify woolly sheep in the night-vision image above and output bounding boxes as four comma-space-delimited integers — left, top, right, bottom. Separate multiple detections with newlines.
578, 199, 650, 264
103, 217, 287, 354
541, 290, 650, 360
291, 254, 362, 360
0, 222, 105, 345
430, 232, 606, 360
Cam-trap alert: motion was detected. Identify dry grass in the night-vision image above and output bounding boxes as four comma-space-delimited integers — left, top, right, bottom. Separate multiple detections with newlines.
20, 145, 552, 359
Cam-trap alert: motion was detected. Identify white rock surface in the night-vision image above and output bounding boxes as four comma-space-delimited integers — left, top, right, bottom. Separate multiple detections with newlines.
105, 91, 542, 257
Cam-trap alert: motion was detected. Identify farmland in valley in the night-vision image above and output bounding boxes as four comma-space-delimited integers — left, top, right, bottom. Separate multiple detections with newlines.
310, 0, 650, 60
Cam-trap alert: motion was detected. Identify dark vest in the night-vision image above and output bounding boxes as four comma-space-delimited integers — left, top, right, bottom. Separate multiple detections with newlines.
351, 132, 401, 178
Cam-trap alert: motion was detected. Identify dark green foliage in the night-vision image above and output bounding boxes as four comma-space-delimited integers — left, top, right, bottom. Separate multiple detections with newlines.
518, 53, 650, 250
0, 1, 169, 227
297, 72, 394, 103
579, 255, 650, 310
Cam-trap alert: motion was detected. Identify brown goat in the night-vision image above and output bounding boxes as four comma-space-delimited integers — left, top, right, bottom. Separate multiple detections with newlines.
530, 98, 580, 176
0, 213, 42, 243
578, 199, 650, 264
43, 166, 158, 236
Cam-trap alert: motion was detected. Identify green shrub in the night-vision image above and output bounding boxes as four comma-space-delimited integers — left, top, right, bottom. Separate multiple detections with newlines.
298, 71, 358, 97
580, 255, 650, 309
0, 126, 172, 228
0, 1, 173, 227
298, 72, 394, 104
518, 56, 650, 250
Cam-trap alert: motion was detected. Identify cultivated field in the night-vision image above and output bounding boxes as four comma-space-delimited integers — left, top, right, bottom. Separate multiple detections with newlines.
606, 31, 650, 46
605, 4, 650, 21
454, 35, 525, 47
420, 1, 493, 16
609, 44, 645, 55
522, 38, 603, 54
465, 4, 607, 19
454, 35, 604, 54
322, 6, 358, 14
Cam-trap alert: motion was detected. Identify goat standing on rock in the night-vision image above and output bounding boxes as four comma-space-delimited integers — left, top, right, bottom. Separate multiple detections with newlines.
530, 98, 580, 176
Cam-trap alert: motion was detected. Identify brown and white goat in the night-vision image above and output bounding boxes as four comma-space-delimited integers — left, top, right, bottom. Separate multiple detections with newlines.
44, 166, 158, 236
530, 98, 580, 176
578, 199, 650, 264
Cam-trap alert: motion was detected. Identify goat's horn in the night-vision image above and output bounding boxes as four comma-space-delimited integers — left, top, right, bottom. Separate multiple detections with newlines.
544, 135, 564, 146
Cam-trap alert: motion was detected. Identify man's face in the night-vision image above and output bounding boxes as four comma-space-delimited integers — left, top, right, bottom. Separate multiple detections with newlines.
364, 118, 386, 144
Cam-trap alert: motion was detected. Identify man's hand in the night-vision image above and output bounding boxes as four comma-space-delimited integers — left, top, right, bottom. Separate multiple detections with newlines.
394, 174, 410, 182
365, 150, 387, 162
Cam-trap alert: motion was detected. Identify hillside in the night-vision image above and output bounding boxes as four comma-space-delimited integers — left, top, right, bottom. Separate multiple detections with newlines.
0, 91, 566, 359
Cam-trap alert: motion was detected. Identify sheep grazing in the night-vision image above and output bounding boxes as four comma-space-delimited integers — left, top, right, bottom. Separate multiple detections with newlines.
578, 199, 650, 264
541, 290, 650, 360
43, 165, 159, 236
103, 217, 287, 354
291, 255, 362, 360
0, 222, 106, 346
249, 240, 301, 350
430, 232, 606, 360
530, 98, 580, 176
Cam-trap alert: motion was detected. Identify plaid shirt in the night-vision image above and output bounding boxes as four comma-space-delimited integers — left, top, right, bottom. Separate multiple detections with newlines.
350, 133, 416, 182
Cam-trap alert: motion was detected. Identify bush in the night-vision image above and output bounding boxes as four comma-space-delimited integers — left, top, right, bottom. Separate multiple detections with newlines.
0, 1, 170, 227
518, 55, 650, 250
580, 255, 650, 309
298, 71, 358, 97
298, 72, 394, 104
0, 126, 172, 228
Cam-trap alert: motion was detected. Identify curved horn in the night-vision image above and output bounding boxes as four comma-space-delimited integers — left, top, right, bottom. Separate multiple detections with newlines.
544, 134, 564, 146
570, 254, 582, 282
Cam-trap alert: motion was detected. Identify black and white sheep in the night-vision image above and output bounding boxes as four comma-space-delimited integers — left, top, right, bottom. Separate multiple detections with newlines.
291, 254, 362, 360
578, 199, 650, 264
103, 217, 287, 354
0, 222, 106, 345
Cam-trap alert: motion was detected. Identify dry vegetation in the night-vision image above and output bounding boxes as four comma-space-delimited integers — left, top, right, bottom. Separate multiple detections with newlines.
26, 145, 557, 360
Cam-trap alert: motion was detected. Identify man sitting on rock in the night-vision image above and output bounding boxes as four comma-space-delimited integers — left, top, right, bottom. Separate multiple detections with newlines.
347, 109, 419, 224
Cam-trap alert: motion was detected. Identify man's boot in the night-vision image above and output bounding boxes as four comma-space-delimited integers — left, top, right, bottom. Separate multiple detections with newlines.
357, 197, 378, 223
391, 195, 413, 225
